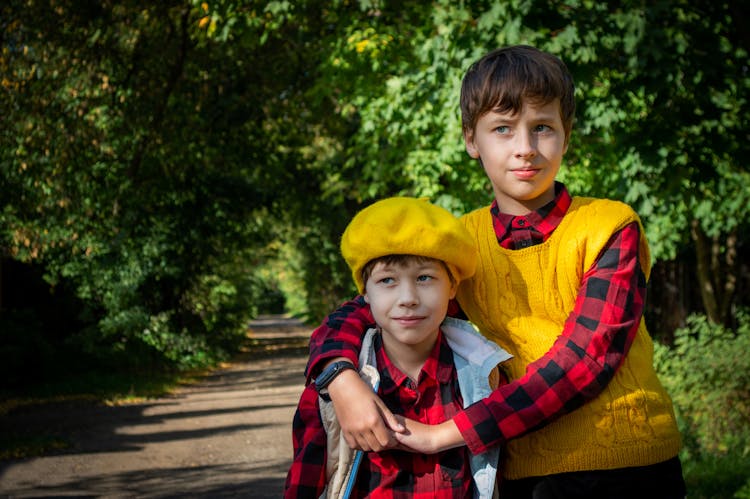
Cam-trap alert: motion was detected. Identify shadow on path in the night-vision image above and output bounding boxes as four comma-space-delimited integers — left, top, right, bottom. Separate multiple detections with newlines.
0, 315, 313, 498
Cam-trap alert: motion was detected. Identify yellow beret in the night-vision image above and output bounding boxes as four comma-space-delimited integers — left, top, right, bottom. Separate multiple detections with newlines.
340, 197, 477, 293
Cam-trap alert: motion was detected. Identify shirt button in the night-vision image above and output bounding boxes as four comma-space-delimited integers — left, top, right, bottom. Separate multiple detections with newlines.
517, 219, 526, 227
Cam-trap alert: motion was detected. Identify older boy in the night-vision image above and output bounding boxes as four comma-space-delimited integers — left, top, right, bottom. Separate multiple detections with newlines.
284, 197, 510, 498
304, 46, 686, 498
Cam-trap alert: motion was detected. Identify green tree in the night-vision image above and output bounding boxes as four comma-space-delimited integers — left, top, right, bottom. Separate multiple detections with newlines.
1, 0, 747, 373
0, 0, 331, 367
296, 0, 749, 325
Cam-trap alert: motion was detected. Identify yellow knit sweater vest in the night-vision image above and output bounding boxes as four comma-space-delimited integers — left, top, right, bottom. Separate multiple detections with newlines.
457, 197, 681, 479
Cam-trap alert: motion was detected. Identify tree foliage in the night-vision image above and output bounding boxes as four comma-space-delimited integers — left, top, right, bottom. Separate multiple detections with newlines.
0, 0, 748, 375
291, 0, 750, 326
1, 0, 323, 369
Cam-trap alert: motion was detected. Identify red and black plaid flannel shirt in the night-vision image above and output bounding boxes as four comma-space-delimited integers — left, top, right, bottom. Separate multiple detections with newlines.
286, 330, 474, 498
305, 183, 647, 455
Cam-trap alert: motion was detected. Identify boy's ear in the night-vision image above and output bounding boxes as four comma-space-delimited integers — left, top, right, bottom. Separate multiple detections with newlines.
464, 130, 480, 159
363, 293, 370, 304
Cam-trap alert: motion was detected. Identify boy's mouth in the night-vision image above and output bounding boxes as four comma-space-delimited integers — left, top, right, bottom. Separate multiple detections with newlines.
393, 316, 425, 325
512, 168, 539, 180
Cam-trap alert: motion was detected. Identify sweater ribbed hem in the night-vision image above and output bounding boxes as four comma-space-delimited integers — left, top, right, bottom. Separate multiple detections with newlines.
503, 438, 682, 479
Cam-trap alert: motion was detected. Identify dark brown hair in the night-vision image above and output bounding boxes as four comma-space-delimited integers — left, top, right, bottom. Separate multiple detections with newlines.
460, 45, 576, 141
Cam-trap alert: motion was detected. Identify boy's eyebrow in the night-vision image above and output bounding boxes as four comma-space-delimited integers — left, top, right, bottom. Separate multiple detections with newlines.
487, 107, 559, 122
373, 260, 441, 271
370, 264, 394, 272
371, 262, 404, 271
415, 262, 439, 268
484, 110, 518, 122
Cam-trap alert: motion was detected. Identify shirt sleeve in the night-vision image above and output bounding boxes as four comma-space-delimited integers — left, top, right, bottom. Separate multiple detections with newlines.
304, 295, 374, 381
283, 384, 328, 498
454, 222, 646, 454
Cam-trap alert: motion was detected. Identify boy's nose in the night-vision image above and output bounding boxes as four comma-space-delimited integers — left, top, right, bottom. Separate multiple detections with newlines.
514, 131, 537, 158
397, 283, 419, 306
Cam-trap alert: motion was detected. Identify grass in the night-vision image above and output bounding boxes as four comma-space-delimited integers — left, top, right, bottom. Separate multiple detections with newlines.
683, 451, 750, 499
0, 434, 71, 461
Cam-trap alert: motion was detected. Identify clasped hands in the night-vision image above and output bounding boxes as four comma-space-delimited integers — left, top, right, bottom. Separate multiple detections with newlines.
327, 369, 462, 453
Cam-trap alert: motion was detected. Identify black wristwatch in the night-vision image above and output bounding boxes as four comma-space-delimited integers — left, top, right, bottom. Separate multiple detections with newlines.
314, 360, 355, 395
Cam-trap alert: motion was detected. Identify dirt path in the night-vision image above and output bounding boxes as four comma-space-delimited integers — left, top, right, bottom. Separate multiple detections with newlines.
0, 316, 312, 498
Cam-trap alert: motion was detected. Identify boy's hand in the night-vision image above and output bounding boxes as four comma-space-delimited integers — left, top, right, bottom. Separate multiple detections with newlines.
327, 369, 405, 451
392, 415, 464, 454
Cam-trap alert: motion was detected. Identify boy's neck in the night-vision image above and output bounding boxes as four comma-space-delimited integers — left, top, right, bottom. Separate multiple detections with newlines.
378, 329, 439, 383
494, 195, 548, 216
493, 180, 561, 216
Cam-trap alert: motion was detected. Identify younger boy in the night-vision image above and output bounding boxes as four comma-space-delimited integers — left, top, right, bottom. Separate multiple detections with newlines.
284, 197, 511, 498
303, 45, 687, 498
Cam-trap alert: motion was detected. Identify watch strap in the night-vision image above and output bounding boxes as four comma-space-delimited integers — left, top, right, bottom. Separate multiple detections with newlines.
315, 360, 355, 394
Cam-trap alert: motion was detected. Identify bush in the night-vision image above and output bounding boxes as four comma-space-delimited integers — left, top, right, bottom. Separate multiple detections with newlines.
654, 310, 750, 498
654, 310, 750, 459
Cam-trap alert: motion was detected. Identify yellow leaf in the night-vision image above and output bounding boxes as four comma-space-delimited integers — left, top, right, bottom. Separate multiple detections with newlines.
355, 40, 369, 53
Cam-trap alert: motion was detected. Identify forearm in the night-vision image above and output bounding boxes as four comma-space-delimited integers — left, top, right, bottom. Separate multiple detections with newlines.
454, 341, 612, 453
435, 420, 465, 451
392, 416, 465, 454
327, 368, 403, 451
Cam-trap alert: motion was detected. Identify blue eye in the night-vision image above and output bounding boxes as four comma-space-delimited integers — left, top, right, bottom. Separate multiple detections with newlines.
417, 275, 433, 282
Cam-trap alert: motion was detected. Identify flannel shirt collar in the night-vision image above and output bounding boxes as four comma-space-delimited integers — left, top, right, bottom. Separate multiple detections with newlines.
373, 329, 454, 396
490, 181, 571, 245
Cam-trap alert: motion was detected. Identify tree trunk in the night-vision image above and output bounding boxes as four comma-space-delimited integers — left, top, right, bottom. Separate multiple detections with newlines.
647, 259, 690, 342
690, 219, 737, 326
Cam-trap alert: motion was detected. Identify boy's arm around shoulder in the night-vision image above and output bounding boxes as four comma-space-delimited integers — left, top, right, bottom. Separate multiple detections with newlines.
450, 222, 648, 454
305, 295, 374, 381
